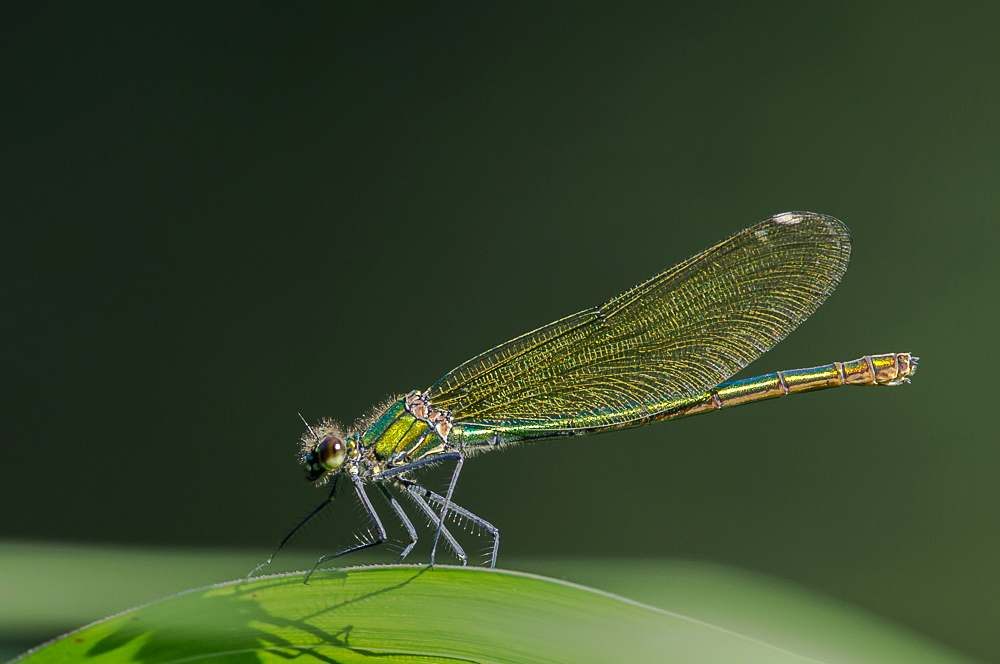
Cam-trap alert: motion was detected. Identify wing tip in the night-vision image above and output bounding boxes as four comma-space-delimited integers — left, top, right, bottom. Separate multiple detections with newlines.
769, 210, 851, 239
765, 211, 852, 268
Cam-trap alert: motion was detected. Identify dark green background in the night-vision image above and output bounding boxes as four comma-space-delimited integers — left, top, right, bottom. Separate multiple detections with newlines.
4, 3, 998, 661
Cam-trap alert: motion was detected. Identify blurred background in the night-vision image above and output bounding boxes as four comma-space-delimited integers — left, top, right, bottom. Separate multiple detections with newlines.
3, 3, 998, 662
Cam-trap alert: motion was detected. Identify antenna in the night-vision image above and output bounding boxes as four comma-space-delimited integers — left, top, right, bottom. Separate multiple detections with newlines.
298, 412, 319, 441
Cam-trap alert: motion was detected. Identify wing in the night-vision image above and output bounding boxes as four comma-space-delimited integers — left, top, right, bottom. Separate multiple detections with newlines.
428, 212, 852, 430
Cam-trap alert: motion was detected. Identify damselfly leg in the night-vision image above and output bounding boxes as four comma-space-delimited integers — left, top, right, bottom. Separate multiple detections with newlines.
376, 483, 417, 562
395, 480, 467, 564
305, 474, 387, 582
400, 478, 499, 568
379, 452, 464, 566
247, 474, 341, 580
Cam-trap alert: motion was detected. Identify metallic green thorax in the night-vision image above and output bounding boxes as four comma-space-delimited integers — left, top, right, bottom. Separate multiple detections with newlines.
360, 391, 450, 466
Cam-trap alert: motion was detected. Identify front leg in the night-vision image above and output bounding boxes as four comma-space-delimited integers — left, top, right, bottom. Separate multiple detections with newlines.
305, 474, 387, 582
248, 474, 341, 580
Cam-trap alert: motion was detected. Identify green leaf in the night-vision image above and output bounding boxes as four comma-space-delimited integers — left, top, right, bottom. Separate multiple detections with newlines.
15, 565, 829, 664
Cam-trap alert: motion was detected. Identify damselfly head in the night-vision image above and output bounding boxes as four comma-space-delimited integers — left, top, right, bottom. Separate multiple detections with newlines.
301, 436, 347, 481
298, 417, 348, 483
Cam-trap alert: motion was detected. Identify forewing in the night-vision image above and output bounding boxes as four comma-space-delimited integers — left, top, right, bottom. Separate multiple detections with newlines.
428, 212, 852, 429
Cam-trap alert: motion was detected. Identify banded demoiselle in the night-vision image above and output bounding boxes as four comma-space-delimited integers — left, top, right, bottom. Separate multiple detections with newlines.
252, 211, 916, 576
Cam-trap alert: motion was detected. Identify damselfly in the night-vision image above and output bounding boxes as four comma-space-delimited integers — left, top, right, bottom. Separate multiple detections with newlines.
251, 212, 916, 576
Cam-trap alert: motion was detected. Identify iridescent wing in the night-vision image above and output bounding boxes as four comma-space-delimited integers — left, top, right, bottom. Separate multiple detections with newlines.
428, 212, 852, 430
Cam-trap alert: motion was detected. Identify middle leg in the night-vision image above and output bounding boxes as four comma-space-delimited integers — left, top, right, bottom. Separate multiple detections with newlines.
377, 452, 464, 566
396, 478, 467, 565
376, 483, 418, 562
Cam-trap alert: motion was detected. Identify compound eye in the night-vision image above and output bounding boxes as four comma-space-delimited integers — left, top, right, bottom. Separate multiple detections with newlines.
316, 436, 347, 470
